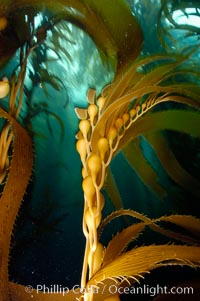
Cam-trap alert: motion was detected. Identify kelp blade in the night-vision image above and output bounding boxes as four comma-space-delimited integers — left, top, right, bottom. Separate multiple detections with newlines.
0, 108, 33, 301
158, 215, 200, 238
119, 110, 200, 151
144, 132, 200, 197
104, 166, 124, 210
122, 140, 166, 198
103, 222, 146, 266
88, 245, 200, 285
0, 0, 143, 70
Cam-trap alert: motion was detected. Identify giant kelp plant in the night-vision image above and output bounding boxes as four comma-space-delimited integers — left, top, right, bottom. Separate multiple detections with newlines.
0, 0, 200, 301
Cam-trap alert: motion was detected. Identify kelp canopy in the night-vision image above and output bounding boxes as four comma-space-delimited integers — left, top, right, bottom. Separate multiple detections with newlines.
0, 0, 200, 301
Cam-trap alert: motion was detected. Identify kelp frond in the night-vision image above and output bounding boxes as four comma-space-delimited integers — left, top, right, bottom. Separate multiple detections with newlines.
103, 166, 124, 210
88, 245, 200, 288
0, 2, 199, 301
144, 132, 200, 198
85, 211, 200, 297
90, 55, 200, 151
0, 0, 143, 70
0, 107, 33, 301
122, 139, 167, 199
158, 0, 200, 51
75, 46, 200, 292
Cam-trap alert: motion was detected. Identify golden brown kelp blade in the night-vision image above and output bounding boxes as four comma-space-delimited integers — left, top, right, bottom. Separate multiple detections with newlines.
90, 50, 200, 149
81, 0, 143, 68
0, 107, 33, 301
144, 132, 200, 198
98, 209, 151, 241
88, 245, 200, 286
99, 210, 200, 246
100, 50, 199, 110
102, 222, 146, 266
91, 86, 200, 150
108, 215, 200, 257
101, 54, 176, 110
118, 110, 200, 152
104, 166, 124, 210
158, 215, 200, 238
122, 140, 166, 199
0, 0, 143, 70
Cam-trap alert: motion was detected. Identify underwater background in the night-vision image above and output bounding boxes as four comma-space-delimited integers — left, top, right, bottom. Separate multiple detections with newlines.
0, 0, 200, 300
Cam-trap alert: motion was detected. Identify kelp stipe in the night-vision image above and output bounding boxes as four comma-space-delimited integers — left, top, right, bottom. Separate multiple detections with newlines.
0, 1, 200, 301
75, 55, 200, 299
